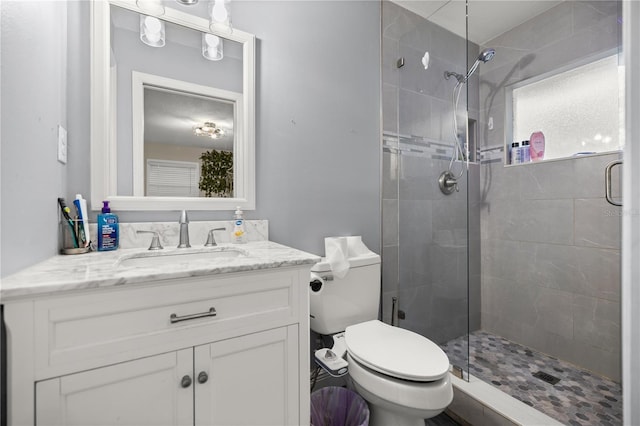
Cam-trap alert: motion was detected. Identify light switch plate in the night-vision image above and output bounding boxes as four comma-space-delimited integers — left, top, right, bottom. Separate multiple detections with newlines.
57, 125, 67, 164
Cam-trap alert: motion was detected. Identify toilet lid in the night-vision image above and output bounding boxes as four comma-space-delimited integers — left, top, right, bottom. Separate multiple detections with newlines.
344, 320, 450, 382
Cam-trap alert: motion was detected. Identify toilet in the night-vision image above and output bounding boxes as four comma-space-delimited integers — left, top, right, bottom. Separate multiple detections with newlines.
309, 251, 453, 426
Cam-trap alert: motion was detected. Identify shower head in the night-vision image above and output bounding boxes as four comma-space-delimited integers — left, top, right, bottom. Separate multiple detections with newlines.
478, 48, 496, 63
465, 47, 496, 80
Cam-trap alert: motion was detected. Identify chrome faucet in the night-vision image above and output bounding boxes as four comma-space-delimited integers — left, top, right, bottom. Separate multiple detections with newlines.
137, 230, 163, 250
205, 227, 226, 247
178, 210, 191, 248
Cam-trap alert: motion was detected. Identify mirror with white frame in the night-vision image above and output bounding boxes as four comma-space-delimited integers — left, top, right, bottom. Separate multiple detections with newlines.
91, 0, 255, 210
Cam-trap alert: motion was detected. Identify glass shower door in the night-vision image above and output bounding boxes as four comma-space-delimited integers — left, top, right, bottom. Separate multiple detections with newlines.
464, 1, 624, 423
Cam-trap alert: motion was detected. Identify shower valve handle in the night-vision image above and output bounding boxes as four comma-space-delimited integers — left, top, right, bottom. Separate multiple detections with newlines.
439, 171, 458, 195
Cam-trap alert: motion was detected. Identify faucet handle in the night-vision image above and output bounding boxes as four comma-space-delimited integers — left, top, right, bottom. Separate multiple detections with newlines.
205, 228, 226, 247
136, 230, 164, 250
179, 210, 189, 224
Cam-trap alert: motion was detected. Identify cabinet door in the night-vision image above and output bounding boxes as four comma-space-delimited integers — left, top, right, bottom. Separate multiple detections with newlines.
194, 325, 299, 425
36, 349, 193, 426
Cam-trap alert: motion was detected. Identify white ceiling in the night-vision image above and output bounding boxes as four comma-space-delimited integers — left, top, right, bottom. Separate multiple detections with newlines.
391, 0, 564, 45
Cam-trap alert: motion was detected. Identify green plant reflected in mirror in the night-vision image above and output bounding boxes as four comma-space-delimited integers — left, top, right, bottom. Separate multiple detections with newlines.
199, 149, 233, 197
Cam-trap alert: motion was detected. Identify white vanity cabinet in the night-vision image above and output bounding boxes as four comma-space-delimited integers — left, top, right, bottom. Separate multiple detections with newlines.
36, 349, 195, 425
4, 266, 311, 426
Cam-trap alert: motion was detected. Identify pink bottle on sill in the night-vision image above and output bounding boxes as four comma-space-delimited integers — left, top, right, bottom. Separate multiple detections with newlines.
530, 131, 545, 161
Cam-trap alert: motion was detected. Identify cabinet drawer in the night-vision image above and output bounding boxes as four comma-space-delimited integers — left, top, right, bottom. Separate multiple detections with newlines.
34, 269, 300, 377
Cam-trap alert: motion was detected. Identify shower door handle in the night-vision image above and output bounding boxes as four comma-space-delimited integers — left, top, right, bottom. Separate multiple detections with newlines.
605, 160, 622, 206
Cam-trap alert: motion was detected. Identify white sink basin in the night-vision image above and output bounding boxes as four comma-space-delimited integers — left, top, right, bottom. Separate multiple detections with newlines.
118, 248, 247, 268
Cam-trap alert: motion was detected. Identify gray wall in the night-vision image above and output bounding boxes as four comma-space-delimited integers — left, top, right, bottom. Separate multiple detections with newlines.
1, 1, 381, 277
478, 1, 622, 381
1, 1, 68, 277
381, 0, 481, 346
242, 1, 380, 257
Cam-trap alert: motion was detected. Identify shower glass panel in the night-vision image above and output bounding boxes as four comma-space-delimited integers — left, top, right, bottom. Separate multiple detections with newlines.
462, 1, 624, 423
381, 0, 472, 377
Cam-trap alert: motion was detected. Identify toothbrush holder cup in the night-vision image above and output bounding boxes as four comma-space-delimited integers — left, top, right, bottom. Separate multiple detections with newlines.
60, 218, 91, 254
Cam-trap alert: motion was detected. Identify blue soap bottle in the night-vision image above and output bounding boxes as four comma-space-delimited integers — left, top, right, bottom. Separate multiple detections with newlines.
97, 201, 119, 251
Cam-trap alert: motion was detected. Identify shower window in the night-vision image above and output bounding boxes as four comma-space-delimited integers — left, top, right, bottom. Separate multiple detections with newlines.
505, 53, 623, 163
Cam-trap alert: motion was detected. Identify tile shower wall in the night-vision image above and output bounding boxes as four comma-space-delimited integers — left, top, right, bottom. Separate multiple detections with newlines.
477, 1, 622, 381
382, 1, 481, 345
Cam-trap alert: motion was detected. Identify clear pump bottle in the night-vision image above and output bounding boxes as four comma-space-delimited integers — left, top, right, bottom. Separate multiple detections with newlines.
232, 206, 246, 244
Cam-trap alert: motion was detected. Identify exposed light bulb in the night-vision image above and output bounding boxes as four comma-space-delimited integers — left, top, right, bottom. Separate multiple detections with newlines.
140, 15, 165, 47
202, 33, 223, 60
136, 0, 165, 15
211, 0, 228, 22
144, 17, 162, 43
205, 34, 220, 48
208, 0, 232, 33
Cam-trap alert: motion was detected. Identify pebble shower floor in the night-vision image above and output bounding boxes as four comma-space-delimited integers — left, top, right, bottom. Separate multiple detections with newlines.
440, 331, 622, 426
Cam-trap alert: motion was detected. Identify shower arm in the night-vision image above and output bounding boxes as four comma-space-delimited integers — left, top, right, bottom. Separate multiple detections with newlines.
444, 70, 465, 83
444, 59, 481, 84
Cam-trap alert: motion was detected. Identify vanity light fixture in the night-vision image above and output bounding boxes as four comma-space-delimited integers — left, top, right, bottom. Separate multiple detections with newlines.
136, 0, 165, 16
209, 0, 232, 34
194, 122, 226, 139
202, 34, 224, 61
140, 15, 165, 47
176, 0, 199, 4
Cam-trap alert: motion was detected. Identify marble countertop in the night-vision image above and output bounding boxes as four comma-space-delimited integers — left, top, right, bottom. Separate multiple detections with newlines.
0, 241, 320, 301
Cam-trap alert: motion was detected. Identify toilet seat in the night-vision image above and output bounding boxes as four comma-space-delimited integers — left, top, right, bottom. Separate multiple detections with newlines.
344, 320, 450, 382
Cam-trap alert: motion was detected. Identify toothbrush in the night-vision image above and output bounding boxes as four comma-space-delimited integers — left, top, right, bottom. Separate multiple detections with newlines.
73, 198, 87, 247
74, 194, 91, 247
58, 198, 79, 248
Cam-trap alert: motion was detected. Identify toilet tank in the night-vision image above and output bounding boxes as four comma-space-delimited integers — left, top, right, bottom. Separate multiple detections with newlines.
309, 253, 381, 335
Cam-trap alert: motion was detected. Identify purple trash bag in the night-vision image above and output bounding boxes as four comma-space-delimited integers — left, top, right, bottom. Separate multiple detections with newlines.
310, 386, 370, 426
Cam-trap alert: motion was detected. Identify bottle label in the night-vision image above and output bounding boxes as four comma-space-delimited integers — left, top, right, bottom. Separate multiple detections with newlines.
98, 215, 118, 251
234, 219, 245, 241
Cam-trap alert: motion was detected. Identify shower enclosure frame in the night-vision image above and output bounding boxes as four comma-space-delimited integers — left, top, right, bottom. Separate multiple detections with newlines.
621, 1, 640, 423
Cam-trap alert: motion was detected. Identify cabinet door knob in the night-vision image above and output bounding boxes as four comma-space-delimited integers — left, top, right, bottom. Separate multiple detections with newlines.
197, 371, 209, 384
181, 375, 192, 388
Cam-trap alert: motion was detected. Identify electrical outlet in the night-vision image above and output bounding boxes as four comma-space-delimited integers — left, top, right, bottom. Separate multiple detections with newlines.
57, 125, 67, 164
488, 116, 494, 130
